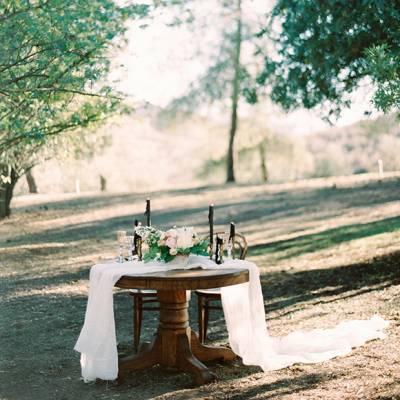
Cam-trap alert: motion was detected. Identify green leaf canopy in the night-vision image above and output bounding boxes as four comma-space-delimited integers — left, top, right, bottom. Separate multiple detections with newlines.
0, 0, 149, 154
257, 0, 400, 117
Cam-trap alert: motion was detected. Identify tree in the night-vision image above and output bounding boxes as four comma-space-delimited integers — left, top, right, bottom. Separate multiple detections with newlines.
0, 0, 148, 218
257, 0, 400, 119
25, 170, 38, 194
159, 0, 267, 183
366, 45, 400, 112
1, 122, 111, 217
226, 0, 242, 182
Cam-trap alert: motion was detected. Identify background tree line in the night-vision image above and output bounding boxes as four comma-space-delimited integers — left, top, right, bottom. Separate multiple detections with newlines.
1, 0, 399, 219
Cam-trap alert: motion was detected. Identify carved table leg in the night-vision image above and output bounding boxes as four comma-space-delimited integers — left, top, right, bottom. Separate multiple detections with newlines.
156, 290, 217, 384
190, 330, 236, 362
118, 289, 236, 385
118, 334, 161, 381
177, 333, 216, 384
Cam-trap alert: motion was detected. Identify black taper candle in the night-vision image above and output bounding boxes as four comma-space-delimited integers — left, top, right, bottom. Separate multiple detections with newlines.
145, 198, 151, 226
229, 221, 235, 240
133, 219, 139, 256
208, 204, 214, 259
229, 221, 236, 259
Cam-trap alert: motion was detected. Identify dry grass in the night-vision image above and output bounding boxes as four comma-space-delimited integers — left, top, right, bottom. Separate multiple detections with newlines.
1, 173, 400, 400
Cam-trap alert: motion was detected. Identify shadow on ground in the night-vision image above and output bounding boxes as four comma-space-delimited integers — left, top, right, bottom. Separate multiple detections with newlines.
1, 178, 400, 399
251, 215, 400, 260
5, 178, 400, 255
260, 250, 400, 319
227, 372, 334, 400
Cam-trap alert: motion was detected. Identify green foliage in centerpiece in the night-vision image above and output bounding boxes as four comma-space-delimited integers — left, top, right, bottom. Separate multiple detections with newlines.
136, 226, 209, 263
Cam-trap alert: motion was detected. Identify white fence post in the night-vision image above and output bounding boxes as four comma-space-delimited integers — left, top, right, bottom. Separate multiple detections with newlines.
377, 159, 383, 177
75, 179, 80, 194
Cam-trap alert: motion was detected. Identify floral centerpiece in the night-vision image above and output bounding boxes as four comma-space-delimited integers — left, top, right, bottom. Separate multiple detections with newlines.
136, 225, 209, 263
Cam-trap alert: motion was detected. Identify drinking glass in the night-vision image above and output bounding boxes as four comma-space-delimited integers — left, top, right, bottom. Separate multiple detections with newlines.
126, 235, 135, 262
219, 233, 231, 260
226, 237, 233, 259
117, 230, 127, 263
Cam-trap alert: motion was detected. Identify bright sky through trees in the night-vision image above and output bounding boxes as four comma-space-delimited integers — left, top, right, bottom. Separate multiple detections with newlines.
111, 2, 379, 135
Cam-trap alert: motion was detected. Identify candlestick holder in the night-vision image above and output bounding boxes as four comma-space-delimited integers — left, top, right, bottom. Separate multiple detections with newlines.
215, 235, 224, 265
226, 240, 233, 259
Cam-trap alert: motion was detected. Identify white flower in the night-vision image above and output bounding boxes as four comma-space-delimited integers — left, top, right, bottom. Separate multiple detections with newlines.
176, 227, 195, 249
166, 228, 178, 237
165, 236, 177, 248
169, 248, 178, 255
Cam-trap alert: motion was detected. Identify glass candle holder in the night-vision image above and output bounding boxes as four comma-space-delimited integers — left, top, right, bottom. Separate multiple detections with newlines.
116, 230, 127, 263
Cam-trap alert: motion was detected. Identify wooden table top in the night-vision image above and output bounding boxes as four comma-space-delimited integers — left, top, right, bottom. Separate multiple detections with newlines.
115, 267, 249, 291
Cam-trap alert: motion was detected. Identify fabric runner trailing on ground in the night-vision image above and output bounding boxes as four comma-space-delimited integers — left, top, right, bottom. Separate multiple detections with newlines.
74, 255, 389, 382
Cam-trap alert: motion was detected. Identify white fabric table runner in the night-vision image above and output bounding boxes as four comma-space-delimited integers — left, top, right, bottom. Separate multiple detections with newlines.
74, 255, 388, 382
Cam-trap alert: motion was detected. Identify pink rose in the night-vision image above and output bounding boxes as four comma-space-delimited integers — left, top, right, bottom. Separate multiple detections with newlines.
165, 236, 177, 249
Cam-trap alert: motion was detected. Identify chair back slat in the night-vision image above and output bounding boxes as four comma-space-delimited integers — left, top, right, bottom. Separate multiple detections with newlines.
232, 233, 247, 260
204, 231, 247, 261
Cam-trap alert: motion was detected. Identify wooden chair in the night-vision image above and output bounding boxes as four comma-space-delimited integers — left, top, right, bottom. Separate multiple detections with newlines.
128, 288, 159, 352
129, 202, 157, 353
195, 232, 248, 343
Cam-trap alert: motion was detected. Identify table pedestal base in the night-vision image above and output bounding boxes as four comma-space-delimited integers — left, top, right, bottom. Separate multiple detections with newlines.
118, 289, 236, 384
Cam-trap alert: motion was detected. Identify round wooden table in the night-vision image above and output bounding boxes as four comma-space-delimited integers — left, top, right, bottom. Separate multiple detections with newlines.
115, 267, 249, 384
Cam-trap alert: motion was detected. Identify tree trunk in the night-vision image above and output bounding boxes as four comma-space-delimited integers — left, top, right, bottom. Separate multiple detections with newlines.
226, 0, 242, 183
259, 140, 268, 182
0, 167, 18, 219
100, 175, 107, 192
26, 169, 39, 193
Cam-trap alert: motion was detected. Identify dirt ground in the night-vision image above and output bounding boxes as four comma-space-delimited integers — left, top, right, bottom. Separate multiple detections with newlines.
1, 173, 400, 400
